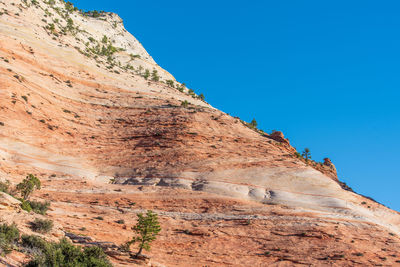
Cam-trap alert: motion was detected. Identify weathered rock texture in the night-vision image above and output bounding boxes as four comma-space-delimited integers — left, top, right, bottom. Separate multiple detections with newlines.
0, 0, 400, 266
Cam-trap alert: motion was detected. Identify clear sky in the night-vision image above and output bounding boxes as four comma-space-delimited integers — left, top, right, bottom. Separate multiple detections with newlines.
71, 0, 400, 211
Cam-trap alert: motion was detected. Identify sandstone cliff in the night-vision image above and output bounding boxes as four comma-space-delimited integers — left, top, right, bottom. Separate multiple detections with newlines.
0, 0, 399, 266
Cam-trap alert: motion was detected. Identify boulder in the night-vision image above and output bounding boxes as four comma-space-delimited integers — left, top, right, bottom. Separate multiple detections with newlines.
269, 131, 290, 145
323, 158, 337, 172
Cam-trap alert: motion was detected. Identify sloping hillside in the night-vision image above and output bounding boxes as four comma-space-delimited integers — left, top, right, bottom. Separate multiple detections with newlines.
0, 0, 400, 266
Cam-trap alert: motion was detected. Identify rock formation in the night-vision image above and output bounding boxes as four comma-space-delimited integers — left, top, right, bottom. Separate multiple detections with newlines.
0, 0, 399, 265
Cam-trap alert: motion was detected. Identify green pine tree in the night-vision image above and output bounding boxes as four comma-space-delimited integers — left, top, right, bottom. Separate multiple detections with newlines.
302, 148, 311, 161
123, 210, 161, 258
143, 69, 150, 80
250, 118, 257, 128
16, 174, 41, 200
151, 70, 159, 82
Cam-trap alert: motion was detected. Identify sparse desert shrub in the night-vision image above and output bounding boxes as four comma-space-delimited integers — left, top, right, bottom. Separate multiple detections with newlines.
16, 174, 41, 200
20, 198, 50, 215
143, 69, 150, 80
85, 10, 102, 18
177, 83, 185, 92
30, 218, 53, 234
20, 199, 33, 212
47, 23, 55, 33
65, 1, 75, 13
28, 200, 50, 215
102, 35, 108, 44
115, 219, 125, 224
130, 54, 141, 60
25, 238, 111, 267
181, 100, 189, 108
249, 118, 257, 128
198, 93, 205, 101
151, 70, 159, 82
66, 18, 74, 31
0, 179, 10, 193
122, 210, 161, 257
166, 80, 174, 88
0, 223, 19, 255
21, 234, 48, 251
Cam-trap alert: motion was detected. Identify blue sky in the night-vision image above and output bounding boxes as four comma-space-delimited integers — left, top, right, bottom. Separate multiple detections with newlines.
71, 0, 400, 211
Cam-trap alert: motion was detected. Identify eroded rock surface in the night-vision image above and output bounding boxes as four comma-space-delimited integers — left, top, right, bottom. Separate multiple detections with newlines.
0, 0, 399, 266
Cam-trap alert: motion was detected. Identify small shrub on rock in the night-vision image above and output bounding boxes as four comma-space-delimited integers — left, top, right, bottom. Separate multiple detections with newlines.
29, 200, 50, 215
20, 199, 33, 213
143, 69, 150, 80
249, 118, 257, 128
151, 70, 159, 82
21, 234, 48, 251
0, 179, 10, 193
30, 218, 53, 234
166, 80, 174, 88
181, 100, 189, 108
25, 238, 111, 267
0, 223, 19, 255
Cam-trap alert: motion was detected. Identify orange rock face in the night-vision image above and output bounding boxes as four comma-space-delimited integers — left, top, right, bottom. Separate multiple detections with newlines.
0, 0, 400, 266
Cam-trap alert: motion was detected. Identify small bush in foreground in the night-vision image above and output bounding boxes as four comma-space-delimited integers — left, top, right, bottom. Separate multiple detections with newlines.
30, 219, 53, 234
25, 238, 111, 267
21, 234, 48, 251
19, 195, 50, 215
28, 200, 51, 215
0, 223, 20, 255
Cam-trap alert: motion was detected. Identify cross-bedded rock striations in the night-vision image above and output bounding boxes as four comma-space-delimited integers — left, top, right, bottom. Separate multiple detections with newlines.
0, 0, 400, 266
